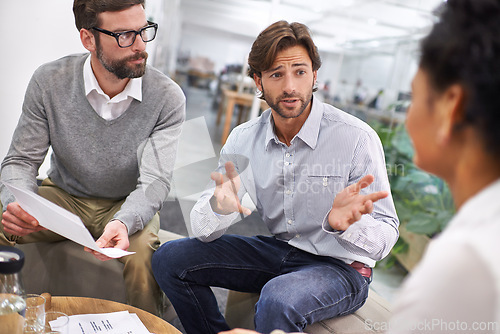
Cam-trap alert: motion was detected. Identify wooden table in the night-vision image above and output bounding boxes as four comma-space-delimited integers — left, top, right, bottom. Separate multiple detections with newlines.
43, 294, 181, 333
217, 89, 268, 145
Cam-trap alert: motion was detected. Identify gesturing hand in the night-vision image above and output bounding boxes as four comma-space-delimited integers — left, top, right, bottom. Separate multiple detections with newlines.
328, 175, 388, 231
209, 161, 252, 216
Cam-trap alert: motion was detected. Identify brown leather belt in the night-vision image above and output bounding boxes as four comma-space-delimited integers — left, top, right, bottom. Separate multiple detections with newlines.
349, 261, 372, 278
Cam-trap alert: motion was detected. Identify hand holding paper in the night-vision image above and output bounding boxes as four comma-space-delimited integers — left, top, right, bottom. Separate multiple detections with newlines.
3, 183, 134, 259
85, 219, 131, 261
1, 201, 46, 236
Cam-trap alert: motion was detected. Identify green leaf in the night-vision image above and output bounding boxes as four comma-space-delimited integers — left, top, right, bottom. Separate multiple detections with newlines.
405, 212, 441, 235
394, 203, 413, 222
436, 211, 454, 230
405, 170, 433, 184
376, 254, 398, 269
392, 237, 409, 254
391, 128, 414, 158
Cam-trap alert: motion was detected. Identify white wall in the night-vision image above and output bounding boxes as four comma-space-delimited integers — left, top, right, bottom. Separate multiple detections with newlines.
338, 53, 395, 104
179, 24, 254, 75
0, 1, 85, 177
331, 47, 418, 109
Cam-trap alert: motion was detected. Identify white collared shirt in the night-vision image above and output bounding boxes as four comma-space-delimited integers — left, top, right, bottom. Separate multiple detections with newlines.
83, 55, 142, 120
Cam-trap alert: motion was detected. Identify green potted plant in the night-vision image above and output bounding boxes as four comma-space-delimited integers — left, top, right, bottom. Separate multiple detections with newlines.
370, 120, 455, 271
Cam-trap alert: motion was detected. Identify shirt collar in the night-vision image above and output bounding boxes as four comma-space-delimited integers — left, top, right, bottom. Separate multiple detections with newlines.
264, 111, 277, 149
265, 96, 323, 150
83, 54, 142, 102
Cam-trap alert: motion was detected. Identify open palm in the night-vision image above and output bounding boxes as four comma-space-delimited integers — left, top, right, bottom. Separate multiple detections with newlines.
328, 175, 388, 231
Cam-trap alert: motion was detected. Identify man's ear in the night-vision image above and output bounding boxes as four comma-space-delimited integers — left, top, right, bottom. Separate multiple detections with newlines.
437, 84, 466, 145
313, 70, 318, 85
80, 28, 96, 52
253, 74, 262, 91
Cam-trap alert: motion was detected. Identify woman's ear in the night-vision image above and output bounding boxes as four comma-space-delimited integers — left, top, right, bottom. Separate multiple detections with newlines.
80, 28, 96, 52
436, 84, 466, 145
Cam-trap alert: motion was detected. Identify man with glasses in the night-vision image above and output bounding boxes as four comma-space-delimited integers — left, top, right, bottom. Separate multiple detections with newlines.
0, 0, 185, 316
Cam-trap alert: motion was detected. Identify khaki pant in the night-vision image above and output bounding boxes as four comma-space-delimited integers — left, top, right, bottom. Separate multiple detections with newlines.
0, 178, 163, 316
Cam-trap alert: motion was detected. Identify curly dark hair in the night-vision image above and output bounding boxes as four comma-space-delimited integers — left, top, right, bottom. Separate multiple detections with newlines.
420, 0, 500, 158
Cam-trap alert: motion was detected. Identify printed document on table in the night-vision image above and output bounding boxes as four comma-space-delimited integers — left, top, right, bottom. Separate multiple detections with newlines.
53, 311, 151, 334
3, 183, 134, 259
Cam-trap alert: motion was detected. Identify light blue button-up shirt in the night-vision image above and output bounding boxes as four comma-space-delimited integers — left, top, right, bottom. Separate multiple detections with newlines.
191, 98, 399, 267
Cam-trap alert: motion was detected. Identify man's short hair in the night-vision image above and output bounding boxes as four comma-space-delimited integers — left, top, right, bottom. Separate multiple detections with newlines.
73, 0, 145, 31
420, 0, 500, 158
247, 20, 321, 80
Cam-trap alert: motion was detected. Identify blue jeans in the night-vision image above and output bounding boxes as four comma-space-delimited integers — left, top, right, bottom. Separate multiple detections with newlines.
152, 235, 371, 334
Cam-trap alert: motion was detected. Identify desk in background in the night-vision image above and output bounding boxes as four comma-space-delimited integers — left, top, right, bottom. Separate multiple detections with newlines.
217, 89, 269, 145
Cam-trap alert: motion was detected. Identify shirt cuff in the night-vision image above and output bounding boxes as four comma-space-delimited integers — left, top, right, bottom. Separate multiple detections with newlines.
191, 195, 238, 239
322, 209, 345, 235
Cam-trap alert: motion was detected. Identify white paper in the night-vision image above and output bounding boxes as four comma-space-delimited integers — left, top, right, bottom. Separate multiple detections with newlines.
65, 311, 151, 334
3, 183, 135, 259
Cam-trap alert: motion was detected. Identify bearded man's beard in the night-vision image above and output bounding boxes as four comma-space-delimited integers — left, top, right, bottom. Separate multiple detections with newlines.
96, 44, 148, 79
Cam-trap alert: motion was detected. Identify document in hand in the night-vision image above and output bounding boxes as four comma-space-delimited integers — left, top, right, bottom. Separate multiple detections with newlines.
3, 183, 135, 259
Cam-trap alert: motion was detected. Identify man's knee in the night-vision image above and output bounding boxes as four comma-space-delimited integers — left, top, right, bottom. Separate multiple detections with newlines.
255, 281, 306, 331
152, 238, 194, 281
127, 215, 160, 255
258, 278, 301, 312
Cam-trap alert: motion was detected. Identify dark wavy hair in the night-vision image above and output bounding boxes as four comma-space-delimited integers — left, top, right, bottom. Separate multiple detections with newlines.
247, 20, 321, 98
420, 0, 500, 158
73, 0, 145, 31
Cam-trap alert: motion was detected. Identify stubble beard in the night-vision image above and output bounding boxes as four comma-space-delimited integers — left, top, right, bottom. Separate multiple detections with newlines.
261, 84, 313, 119
96, 43, 148, 79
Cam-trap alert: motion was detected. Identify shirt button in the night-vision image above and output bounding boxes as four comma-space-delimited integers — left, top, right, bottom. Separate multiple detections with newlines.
285, 189, 292, 195
285, 153, 291, 158
287, 219, 293, 225
295, 234, 300, 238
284, 162, 290, 166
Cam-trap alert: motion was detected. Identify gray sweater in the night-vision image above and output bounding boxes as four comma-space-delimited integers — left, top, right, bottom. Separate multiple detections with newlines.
0, 54, 186, 235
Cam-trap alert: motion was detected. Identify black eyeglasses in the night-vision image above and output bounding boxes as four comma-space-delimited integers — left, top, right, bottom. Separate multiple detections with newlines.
91, 21, 158, 48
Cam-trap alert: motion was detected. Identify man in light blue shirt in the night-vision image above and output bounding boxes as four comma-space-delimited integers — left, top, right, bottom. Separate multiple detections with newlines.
152, 20, 398, 334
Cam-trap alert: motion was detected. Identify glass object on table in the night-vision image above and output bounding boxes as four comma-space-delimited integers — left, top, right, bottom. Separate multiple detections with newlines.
44, 311, 69, 334
0, 246, 26, 334
23, 294, 46, 333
